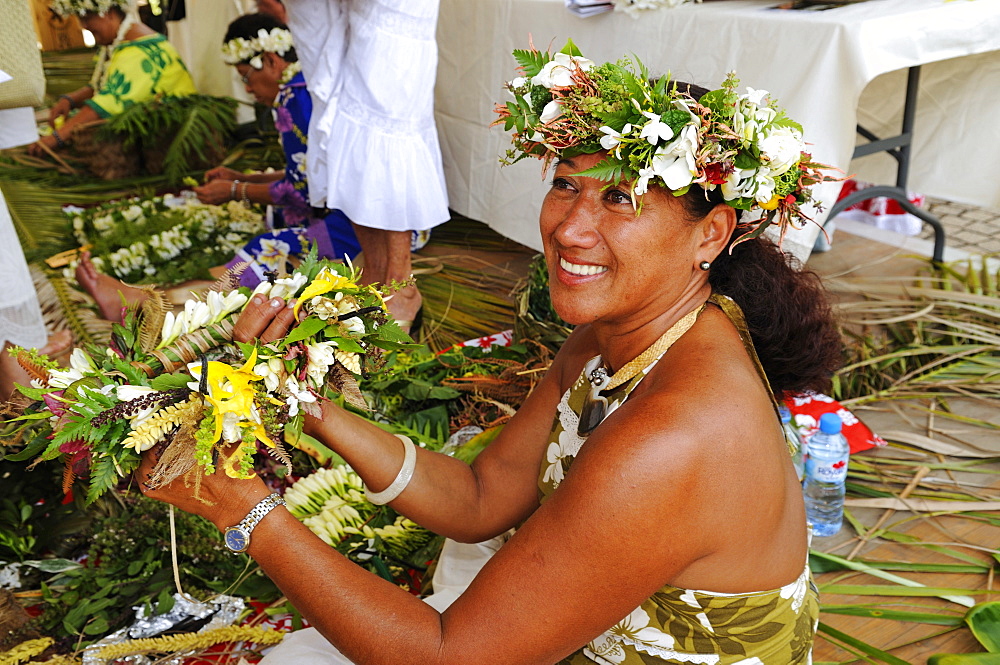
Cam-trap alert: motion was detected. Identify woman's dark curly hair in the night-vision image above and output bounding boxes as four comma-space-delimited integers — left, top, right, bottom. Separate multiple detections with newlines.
673, 82, 844, 397
223, 13, 298, 64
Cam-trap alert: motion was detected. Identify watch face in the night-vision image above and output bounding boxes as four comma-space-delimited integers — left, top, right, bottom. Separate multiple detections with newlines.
225, 527, 249, 552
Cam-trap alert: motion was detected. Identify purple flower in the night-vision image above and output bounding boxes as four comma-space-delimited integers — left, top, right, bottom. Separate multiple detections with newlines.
274, 106, 294, 133
269, 179, 310, 225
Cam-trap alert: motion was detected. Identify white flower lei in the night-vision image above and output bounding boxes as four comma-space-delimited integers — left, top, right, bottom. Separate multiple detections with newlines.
50, 0, 131, 17
88, 11, 136, 89
221, 28, 295, 69
614, 0, 700, 17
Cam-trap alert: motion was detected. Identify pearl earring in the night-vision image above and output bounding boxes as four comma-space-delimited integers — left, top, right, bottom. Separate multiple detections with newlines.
699, 261, 711, 271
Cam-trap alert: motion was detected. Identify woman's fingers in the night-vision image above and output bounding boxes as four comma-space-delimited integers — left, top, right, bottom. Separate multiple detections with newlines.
232, 295, 296, 343
261, 299, 297, 344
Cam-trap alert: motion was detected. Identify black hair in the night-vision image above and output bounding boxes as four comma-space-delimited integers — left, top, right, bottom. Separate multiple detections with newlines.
223, 13, 298, 64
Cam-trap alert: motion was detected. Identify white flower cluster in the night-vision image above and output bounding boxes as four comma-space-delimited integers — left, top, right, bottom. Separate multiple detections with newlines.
614, 0, 699, 18
64, 196, 266, 282
310, 293, 366, 336
69, 196, 163, 246
600, 100, 702, 197
159, 290, 248, 348
50, 0, 131, 17
511, 53, 596, 127
221, 28, 294, 69
720, 88, 806, 206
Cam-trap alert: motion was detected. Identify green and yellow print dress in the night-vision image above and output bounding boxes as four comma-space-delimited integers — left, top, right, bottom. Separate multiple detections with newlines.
85, 34, 196, 119
540, 298, 819, 665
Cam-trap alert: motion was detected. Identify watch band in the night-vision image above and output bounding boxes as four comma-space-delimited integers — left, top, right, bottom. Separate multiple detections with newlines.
223, 492, 285, 553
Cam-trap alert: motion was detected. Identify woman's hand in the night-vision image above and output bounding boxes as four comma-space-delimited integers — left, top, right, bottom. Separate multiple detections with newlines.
47, 98, 73, 127
232, 293, 299, 345
26, 134, 59, 157
205, 166, 245, 182
194, 179, 238, 205
137, 440, 272, 531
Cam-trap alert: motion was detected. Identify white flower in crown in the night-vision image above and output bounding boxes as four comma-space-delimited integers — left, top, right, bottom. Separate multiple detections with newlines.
758, 125, 804, 176
638, 110, 675, 146
650, 123, 699, 191
50, 0, 130, 17
222, 27, 295, 65
532, 53, 595, 89
539, 100, 563, 124
599, 124, 631, 152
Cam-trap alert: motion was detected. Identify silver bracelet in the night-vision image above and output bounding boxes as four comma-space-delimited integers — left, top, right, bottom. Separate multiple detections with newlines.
230, 179, 240, 201
364, 434, 417, 505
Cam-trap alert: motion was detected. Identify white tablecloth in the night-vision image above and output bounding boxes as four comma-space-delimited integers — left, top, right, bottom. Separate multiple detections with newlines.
433, 0, 1000, 261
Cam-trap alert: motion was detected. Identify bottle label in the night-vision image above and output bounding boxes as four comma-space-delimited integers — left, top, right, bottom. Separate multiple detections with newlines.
805, 455, 849, 484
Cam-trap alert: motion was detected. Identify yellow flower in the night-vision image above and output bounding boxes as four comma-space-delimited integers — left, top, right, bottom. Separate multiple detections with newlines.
189, 348, 273, 449
294, 268, 358, 320
760, 195, 782, 210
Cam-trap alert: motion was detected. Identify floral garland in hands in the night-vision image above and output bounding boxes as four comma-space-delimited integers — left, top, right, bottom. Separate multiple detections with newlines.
5, 252, 415, 501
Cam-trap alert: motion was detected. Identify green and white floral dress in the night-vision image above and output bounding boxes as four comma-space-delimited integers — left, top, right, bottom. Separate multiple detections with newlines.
540, 296, 819, 665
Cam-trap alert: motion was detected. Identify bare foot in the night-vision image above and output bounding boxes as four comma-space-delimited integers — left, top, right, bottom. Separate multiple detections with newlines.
0, 330, 72, 402
387, 285, 423, 335
75, 250, 146, 321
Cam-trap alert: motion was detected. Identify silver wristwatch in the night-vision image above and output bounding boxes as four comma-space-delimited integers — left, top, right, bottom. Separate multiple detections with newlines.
223, 492, 286, 553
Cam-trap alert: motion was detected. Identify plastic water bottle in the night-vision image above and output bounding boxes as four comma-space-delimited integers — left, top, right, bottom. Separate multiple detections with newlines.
778, 406, 805, 483
803, 412, 850, 537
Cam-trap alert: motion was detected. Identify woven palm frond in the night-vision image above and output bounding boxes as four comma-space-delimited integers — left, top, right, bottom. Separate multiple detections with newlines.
31, 266, 112, 348
209, 262, 249, 293
137, 287, 172, 354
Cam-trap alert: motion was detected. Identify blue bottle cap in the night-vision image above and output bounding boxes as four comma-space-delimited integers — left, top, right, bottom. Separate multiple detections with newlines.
819, 412, 842, 434
778, 406, 791, 423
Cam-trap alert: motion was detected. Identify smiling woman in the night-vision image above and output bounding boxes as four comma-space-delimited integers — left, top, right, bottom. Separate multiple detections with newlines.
136, 42, 843, 665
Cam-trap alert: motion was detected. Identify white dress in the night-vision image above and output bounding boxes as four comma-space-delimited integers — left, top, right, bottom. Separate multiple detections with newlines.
0, 107, 48, 350
283, 0, 449, 233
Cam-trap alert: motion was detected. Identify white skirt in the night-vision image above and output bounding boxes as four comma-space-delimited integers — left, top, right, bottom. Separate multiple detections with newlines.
286, 0, 449, 233
0, 108, 47, 350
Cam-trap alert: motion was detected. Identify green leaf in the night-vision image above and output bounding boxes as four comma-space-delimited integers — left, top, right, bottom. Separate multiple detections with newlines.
86, 455, 122, 504
967, 602, 1000, 652
820, 604, 963, 626
4, 430, 52, 461
817, 622, 912, 665
283, 316, 327, 346
83, 616, 110, 635
928, 655, 1000, 664
21, 558, 82, 574
820, 584, 983, 600
559, 38, 582, 57
574, 155, 627, 184
328, 334, 364, 354
511, 49, 550, 79
149, 372, 194, 391
156, 587, 176, 615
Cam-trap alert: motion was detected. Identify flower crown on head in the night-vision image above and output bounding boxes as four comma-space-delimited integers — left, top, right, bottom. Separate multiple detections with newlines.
222, 27, 294, 70
50, 0, 131, 17
494, 40, 838, 245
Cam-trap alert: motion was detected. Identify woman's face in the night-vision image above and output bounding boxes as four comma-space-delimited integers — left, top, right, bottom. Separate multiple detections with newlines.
80, 12, 121, 45
235, 53, 283, 105
540, 152, 720, 328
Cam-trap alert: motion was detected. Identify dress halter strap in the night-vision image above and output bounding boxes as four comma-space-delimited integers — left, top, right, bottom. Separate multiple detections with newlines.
707, 293, 784, 422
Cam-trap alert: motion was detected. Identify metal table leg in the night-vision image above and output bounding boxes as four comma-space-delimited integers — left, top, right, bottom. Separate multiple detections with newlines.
823, 65, 947, 263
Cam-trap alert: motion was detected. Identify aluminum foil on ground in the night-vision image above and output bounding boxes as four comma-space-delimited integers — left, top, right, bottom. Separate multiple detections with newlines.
82, 593, 245, 665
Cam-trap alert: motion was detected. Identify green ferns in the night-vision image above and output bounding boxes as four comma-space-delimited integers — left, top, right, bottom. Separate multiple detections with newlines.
100, 95, 238, 184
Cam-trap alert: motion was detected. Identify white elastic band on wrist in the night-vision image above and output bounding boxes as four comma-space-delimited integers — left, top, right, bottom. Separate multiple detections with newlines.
364, 434, 417, 505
